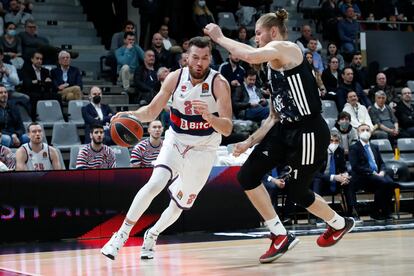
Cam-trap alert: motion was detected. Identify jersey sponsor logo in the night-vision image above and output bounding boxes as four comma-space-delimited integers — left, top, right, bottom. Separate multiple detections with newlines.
179, 118, 211, 131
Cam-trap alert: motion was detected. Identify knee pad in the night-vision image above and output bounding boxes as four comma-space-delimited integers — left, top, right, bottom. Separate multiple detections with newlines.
237, 166, 262, 191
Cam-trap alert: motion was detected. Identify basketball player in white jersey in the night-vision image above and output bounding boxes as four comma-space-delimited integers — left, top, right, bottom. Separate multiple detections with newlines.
101, 36, 233, 260
15, 122, 61, 171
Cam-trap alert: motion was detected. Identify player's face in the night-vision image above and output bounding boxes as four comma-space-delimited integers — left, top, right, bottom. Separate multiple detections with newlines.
28, 125, 43, 144
188, 46, 211, 80
254, 24, 273, 48
91, 129, 104, 144
148, 121, 163, 139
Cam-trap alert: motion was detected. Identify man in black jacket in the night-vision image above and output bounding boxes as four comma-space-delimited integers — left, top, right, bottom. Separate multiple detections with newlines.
232, 69, 268, 122
395, 87, 414, 137
349, 123, 396, 220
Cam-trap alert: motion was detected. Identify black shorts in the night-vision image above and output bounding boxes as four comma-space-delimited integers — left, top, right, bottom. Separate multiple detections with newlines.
237, 114, 330, 207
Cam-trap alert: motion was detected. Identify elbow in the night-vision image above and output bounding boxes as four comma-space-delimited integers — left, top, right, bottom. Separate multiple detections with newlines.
222, 129, 232, 137
222, 123, 233, 137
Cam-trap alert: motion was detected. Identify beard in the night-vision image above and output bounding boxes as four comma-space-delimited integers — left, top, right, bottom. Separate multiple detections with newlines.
188, 65, 209, 80
92, 137, 103, 145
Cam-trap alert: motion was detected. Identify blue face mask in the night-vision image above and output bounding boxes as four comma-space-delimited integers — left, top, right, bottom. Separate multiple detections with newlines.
7, 30, 16, 36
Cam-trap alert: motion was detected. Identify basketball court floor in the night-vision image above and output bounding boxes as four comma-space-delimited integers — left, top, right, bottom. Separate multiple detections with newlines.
0, 223, 413, 276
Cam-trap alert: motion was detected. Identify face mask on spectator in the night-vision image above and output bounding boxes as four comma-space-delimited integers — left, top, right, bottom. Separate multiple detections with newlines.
7, 30, 16, 36
198, 0, 206, 7
328, 143, 339, 153
339, 121, 350, 130
92, 95, 101, 104
359, 131, 371, 142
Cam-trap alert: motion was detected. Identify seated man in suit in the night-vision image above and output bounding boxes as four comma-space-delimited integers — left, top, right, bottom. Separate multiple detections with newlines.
51, 50, 83, 102
312, 132, 356, 218
349, 124, 396, 220
232, 69, 269, 123
21, 51, 58, 120
81, 86, 113, 144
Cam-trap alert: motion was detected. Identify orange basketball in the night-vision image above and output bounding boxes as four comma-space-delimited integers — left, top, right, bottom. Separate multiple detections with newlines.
110, 114, 144, 147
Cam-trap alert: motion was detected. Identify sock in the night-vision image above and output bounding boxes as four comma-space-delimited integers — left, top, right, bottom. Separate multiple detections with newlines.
119, 221, 134, 236
265, 215, 287, 235
326, 212, 345, 230
151, 200, 183, 234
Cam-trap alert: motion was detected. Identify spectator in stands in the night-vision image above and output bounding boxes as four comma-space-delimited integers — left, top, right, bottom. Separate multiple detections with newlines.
210, 42, 224, 71
219, 52, 245, 92
321, 0, 342, 43
130, 120, 163, 168
21, 51, 56, 120
132, 0, 163, 49
322, 56, 342, 99
305, 52, 326, 97
305, 37, 324, 74
180, 37, 190, 52
236, 26, 253, 46
349, 123, 396, 220
133, 49, 158, 106
350, 52, 369, 89
51, 50, 82, 102
232, 69, 269, 123
110, 20, 136, 51
150, 32, 172, 69
0, 22, 24, 69
312, 132, 356, 217
0, 84, 29, 147
295, 24, 322, 53
343, 90, 374, 130
75, 124, 116, 169
331, 111, 358, 157
0, 130, 15, 170
115, 31, 145, 92
192, 0, 215, 36
323, 42, 345, 70
369, 90, 406, 144
337, 6, 360, 55
367, 72, 398, 108
395, 87, 414, 137
82, 86, 113, 145
15, 122, 61, 171
339, 0, 361, 18
4, 0, 33, 27
159, 24, 177, 51
336, 67, 370, 111
178, 52, 189, 68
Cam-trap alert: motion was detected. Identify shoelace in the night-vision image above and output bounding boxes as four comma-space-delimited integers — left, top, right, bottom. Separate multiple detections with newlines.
323, 226, 335, 239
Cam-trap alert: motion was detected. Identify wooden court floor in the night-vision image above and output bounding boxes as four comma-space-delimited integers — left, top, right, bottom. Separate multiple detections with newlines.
0, 230, 412, 276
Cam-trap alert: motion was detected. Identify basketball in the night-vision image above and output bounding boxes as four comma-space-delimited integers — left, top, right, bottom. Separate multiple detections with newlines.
110, 114, 144, 147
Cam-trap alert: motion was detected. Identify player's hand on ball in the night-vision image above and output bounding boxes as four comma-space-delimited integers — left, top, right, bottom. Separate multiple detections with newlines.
233, 141, 250, 157
111, 111, 134, 122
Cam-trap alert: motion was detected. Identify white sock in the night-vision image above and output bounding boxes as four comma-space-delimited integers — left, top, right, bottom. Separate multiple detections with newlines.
151, 200, 183, 235
326, 212, 345, 230
265, 215, 287, 235
119, 221, 134, 236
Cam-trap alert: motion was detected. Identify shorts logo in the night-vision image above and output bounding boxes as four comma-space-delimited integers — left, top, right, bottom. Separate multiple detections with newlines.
187, 194, 197, 205
177, 190, 183, 200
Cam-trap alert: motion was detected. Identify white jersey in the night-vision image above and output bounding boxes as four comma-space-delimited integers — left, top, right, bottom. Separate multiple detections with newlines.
22, 143, 53, 171
168, 67, 221, 150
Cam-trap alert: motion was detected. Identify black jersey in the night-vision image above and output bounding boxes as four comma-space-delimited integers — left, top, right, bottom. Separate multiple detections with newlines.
268, 59, 322, 123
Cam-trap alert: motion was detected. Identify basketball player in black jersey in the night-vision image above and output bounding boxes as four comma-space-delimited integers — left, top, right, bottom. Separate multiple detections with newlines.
204, 9, 355, 263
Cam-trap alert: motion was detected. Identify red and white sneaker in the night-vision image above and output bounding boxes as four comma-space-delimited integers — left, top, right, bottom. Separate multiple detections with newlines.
317, 217, 355, 247
259, 232, 299, 263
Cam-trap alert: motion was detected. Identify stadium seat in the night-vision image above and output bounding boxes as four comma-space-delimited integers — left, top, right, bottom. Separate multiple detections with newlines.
217, 12, 239, 32
324, 118, 336, 129
54, 147, 66, 169
51, 122, 81, 151
69, 145, 81, 170
370, 139, 394, 162
321, 100, 338, 119
68, 100, 89, 126
36, 100, 65, 127
397, 138, 414, 167
407, 80, 414, 92
110, 146, 131, 168
17, 104, 32, 124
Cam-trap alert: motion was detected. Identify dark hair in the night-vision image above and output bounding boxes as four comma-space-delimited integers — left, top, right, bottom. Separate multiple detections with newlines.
337, 111, 351, 121
188, 36, 212, 51
123, 31, 135, 39
238, 26, 247, 33
27, 122, 41, 132
256, 9, 288, 40
245, 68, 257, 77
4, 22, 16, 30
352, 51, 362, 57
0, 48, 3, 55
90, 124, 104, 133
123, 20, 135, 29
31, 51, 43, 59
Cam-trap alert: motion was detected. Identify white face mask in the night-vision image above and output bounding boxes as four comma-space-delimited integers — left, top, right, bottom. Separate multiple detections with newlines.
328, 143, 339, 153
198, 0, 206, 7
359, 131, 371, 142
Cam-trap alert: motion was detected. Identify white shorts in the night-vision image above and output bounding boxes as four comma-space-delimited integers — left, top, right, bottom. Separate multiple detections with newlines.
153, 132, 217, 210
